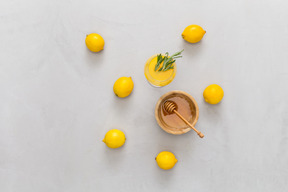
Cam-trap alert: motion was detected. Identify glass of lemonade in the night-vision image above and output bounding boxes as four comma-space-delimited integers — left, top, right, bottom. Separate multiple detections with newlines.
144, 52, 181, 87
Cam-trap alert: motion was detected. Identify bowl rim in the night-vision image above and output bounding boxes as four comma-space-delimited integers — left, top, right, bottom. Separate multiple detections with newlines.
154, 90, 199, 135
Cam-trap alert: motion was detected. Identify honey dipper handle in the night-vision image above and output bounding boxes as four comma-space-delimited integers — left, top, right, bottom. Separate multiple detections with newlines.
173, 110, 204, 138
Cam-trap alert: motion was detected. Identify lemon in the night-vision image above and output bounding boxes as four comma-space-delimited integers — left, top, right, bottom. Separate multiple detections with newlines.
103, 129, 126, 149
203, 84, 224, 104
85, 33, 105, 52
113, 77, 134, 98
182, 25, 206, 43
155, 151, 178, 170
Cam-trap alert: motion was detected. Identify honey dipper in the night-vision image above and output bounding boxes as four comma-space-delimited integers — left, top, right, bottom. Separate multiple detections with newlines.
163, 100, 204, 138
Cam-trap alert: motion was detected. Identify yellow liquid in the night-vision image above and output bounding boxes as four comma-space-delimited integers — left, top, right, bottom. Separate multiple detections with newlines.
144, 55, 176, 87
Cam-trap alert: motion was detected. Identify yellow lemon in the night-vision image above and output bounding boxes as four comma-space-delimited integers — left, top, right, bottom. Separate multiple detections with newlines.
203, 84, 224, 104
103, 129, 126, 149
182, 25, 206, 43
85, 33, 105, 52
113, 77, 134, 98
156, 151, 178, 170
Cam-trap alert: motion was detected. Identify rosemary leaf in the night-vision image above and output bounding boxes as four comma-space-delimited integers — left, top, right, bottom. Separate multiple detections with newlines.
155, 54, 163, 71
154, 50, 183, 72
164, 66, 174, 71
164, 62, 175, 71
163, 60, 174, 71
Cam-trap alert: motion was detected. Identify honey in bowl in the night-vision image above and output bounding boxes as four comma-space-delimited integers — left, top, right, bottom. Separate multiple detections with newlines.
155, 91, 199, 135
161, 96, 193, 128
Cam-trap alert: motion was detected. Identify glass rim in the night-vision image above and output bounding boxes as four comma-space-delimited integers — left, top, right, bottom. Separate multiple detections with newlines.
145, 54, 177, 84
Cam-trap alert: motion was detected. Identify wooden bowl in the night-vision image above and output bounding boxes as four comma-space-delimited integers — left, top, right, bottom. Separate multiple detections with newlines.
155, 90, 199, 135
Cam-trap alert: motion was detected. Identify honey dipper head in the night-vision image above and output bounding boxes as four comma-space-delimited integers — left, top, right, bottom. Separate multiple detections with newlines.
163, 100, 177, 114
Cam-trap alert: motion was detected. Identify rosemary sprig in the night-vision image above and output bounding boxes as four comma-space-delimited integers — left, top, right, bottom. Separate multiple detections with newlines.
154, 54, 164, 71
154, 50, 184, 72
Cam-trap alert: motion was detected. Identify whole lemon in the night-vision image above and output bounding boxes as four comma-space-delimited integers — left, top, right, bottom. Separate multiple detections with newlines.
182, 25, 206, 43
85, 33, 105, 52
113, 77, 134, 98
203, 84, 224, 104
156, 151, 178, 170
103, 129, 126, 149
